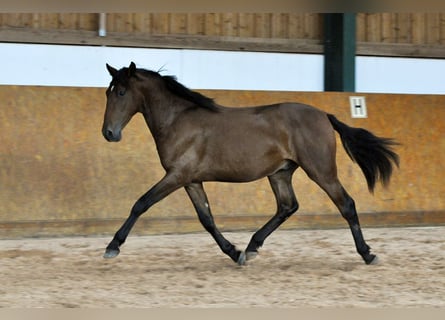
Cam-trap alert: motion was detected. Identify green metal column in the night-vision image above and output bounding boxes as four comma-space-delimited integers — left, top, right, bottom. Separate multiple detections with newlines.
324, 13, 356, 92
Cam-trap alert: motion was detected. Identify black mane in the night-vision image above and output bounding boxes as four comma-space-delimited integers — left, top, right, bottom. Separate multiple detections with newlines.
136, 69, 219, 112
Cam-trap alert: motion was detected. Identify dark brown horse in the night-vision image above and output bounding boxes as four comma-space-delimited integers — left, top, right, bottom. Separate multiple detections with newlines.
102, 62, 399, 265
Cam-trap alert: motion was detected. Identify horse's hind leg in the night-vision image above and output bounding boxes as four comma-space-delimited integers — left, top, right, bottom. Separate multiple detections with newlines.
309, 173, 377, 265
297, 121, 377, 265
185, 182, 242, 263
243, 164, 299, 265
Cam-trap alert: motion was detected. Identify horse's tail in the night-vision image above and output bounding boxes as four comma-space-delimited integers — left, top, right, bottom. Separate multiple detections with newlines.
327, 114, 399, 193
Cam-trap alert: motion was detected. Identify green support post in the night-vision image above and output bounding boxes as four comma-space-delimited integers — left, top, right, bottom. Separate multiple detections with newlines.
324, 13, 356, 92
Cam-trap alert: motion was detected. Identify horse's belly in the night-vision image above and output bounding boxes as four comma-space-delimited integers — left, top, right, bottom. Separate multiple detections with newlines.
199, 150, 289, 183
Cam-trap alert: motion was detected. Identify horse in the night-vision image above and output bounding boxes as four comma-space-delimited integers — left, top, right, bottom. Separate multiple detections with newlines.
101, 62, 399, 266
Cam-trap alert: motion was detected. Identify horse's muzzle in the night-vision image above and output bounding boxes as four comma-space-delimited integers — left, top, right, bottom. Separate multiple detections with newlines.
102, 128, 122, 142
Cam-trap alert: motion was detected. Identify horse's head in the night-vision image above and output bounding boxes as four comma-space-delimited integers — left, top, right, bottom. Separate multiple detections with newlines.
102, 62, 142, 142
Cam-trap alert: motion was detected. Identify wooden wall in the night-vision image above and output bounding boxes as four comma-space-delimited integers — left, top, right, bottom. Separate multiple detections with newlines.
1, 13, 444, 57
0, 13, 322, 39
0, 86, 444, 238
357, 13, 445, 45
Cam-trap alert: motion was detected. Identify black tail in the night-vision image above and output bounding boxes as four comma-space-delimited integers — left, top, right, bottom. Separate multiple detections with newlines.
327, 114, 399, 193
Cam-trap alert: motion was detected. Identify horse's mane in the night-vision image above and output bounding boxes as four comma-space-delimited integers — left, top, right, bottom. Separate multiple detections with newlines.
136, 69, 219, 112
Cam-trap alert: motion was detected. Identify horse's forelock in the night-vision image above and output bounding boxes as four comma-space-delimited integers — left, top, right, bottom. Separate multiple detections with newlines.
111, 67, 132, 86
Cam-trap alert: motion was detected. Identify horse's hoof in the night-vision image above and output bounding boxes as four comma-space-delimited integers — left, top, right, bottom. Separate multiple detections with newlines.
246, 251, 258, 261
368, 254, 379, 265
237, 251, 246, 266
103, 248, 120, 259
365, 254, 379, 265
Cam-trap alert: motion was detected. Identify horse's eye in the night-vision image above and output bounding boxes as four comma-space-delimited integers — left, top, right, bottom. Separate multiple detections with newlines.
118, 89, 126, 96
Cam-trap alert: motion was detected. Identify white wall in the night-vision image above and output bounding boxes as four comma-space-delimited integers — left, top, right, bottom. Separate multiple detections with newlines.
0, 43, 323, 91
356, 56, 445, 94
0, 43, 444, 95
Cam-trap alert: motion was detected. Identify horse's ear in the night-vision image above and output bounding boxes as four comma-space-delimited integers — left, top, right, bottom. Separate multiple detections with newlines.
106, 64, 117, 77
128, 61, 136, 77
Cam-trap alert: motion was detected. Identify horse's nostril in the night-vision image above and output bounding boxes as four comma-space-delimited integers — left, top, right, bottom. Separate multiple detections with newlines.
103, 128, 121, 142
102, 128, 114, 141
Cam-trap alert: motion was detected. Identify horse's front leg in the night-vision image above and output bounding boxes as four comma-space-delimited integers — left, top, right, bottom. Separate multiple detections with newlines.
104, 173, 182, 258
185, 182, 242, 263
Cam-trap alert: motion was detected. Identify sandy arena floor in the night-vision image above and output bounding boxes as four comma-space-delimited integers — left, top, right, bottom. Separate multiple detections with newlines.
0, 226, 444, 307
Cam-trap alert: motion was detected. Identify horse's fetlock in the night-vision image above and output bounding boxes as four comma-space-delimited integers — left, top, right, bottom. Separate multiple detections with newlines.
252, 237, 264, 249
360, 243, 371, 255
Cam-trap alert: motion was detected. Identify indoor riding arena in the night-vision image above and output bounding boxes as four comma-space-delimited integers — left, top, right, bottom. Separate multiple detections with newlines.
1, 13, 444, 308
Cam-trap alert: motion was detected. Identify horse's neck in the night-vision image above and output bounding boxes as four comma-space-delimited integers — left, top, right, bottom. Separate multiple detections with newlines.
140, 90, 191, 139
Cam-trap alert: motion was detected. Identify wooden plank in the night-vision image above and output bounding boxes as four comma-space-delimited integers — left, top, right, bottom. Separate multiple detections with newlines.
2, 13, 16, 27
304, 13, 321, 39
357, 41, 445, 58
270, 13, 288, 39
365, 13, 381, 42
30, 13, 40, 29
381, 13, 395, 43
238, 13, 255, 38
5, 13, 24, 28
253, 13, 271, 38
20, 13, 33, 28
270, 13, 279, 38
9, 13, 22, 27
426, 12, 441, 45
139, 13, 154, 34
362, 13, 371, 41
303, 13, 312, 38
0, 26, 322, 53
170, 13, 188, 35
313, 13, 323, 40
412, 13, 426, 45
112, 13, 133, 33
40, 13, 59, 29
439, 13, 445, 45
58, 13, 79, 30
124, 13, 134, 33
146, 13, 155, 34
441, 13, 445, 44
396, 13, 411, 44
203, 13, 221, 36
187, 13, 205, 35
356, 13, 366, 42
108, 13, 118, 33
221, 13, 237, 37
287, 13, 300, 39
131, 13, 149, 33
152, 13, 170, 34
78, 13, 96, 31
296, 14, 306, 39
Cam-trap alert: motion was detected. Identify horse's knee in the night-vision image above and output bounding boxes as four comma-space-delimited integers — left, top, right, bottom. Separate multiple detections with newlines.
197, 210, 216, 232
